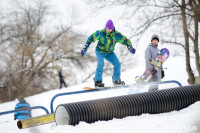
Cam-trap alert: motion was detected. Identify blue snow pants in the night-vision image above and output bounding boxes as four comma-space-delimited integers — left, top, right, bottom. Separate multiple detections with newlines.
94, 51, 121, 82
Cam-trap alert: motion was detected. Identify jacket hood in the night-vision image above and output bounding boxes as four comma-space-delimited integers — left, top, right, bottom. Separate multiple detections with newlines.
19, 99, 27, 104
149, 43, 158, 48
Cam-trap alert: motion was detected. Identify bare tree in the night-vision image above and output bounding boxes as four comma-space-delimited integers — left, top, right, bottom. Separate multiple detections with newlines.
0, 0, 94, 103
187, 0, 200, 76
181, 0, 195, 84
85, 0, 200, 84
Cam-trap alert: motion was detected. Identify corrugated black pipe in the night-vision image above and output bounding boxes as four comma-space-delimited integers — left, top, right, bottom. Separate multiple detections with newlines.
55, 84, 200, 126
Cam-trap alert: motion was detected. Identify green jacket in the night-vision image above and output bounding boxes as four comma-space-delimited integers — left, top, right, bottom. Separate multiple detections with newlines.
86, 28, 132, 54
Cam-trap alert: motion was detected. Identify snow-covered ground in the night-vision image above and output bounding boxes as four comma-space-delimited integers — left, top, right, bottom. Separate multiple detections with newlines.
0, 0, 200, 133
0, 55, 200, 133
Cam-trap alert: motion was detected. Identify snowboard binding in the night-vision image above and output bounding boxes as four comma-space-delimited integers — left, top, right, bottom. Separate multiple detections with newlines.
150, 58, 162, 68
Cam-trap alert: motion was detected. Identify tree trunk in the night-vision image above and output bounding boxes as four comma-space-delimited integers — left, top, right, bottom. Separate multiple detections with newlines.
181, 0, 195, 84
193, 11, 200, 75
189, 0, 200, 76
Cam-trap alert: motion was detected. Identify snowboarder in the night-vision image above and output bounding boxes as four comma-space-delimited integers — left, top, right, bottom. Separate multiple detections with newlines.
58, 69, 67, 89
145, 34, 165, 91
14, 96, 31, 120
81, 19, 136, 87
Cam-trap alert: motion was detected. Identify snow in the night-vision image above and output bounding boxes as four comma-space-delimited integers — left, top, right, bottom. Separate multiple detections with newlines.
46, 102, 200, 133
0, 55, 199, 133
0, 0, 200, 133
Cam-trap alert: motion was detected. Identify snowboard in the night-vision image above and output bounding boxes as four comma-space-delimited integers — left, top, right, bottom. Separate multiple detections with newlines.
135, 48, 169, 83
83, 85, 126, 90
83, 82, 149, 91
83, 83, 146, 95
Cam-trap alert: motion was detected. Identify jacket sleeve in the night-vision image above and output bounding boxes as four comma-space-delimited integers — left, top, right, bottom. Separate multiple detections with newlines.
15, 103, 19, 109
86, 30, 101, 45
14, 112, 18, 118
116, 32, 132, 47
145, 47, 154, 71
14, 104, 18, 119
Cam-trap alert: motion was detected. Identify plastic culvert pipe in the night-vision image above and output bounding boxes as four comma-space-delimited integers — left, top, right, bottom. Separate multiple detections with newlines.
55, 84, 200, 126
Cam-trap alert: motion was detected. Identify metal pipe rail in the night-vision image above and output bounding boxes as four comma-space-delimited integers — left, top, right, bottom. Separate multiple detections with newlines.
50, 80, 182, 113
17, 114, 54, 129
0, 106, 49, 116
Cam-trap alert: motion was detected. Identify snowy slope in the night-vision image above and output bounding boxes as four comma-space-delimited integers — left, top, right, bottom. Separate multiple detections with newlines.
0, 56, 200, 133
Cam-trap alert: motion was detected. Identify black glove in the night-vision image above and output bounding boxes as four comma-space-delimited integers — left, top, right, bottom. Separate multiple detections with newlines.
151, 69, 157, 75
161, 70, 165, 79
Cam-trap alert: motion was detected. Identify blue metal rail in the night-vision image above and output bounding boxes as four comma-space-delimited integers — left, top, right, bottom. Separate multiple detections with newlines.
0, 80, 182, 117
152, 80, 182, 87
0, 106, 49, 116
50, 80, 182, 113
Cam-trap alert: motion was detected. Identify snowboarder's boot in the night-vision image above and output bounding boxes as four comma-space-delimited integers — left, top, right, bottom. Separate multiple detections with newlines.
95, 81, 105, 87
113, 80, 125, 86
